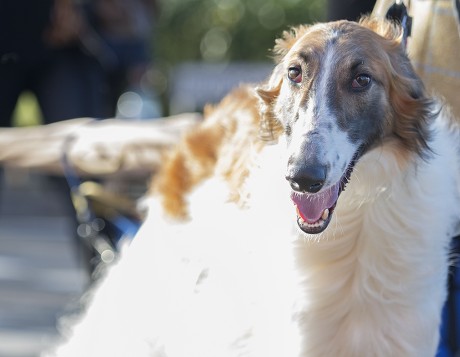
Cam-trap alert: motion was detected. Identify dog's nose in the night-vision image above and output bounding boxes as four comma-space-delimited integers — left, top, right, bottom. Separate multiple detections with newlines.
286, 165, 327, 193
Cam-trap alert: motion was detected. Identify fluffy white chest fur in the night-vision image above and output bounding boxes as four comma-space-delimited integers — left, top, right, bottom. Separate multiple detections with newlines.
46, 114, 460, 357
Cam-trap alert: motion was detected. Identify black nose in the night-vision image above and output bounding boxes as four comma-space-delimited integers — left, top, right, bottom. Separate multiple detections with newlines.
286, 164, 327, 193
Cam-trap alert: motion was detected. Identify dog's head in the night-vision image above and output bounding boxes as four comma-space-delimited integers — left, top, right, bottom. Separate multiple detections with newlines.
257, 17, 435, 234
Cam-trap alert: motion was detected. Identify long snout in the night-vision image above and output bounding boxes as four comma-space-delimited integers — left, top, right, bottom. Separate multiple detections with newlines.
285, 131, 330, 194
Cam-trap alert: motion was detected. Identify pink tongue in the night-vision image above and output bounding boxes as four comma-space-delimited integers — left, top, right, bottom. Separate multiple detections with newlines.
290, 183, 340, 223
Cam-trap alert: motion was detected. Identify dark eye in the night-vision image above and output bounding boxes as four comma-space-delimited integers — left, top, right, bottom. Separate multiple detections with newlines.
288, 66, 302, 83
351, 74, 371, 89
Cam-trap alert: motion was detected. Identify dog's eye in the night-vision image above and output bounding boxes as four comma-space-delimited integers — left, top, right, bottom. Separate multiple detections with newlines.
288, 66, 302, 83
351, 74, 371, 89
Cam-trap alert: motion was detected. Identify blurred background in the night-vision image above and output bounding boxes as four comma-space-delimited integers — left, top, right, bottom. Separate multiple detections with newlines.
8, 0, 327, 127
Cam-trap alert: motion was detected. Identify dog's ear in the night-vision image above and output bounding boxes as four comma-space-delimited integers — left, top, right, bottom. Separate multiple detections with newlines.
256, 65, 284, 143
359, 16, 403, 47
387, 52, 435, 158
361, 16, 435, 157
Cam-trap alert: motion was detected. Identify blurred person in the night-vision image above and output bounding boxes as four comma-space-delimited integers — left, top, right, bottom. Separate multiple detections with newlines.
0, 0, 160, 125
92, 0, 161, 119
0, 0, 111, 126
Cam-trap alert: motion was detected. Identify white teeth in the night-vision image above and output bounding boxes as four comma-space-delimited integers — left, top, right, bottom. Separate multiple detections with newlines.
297, 208, 331, 229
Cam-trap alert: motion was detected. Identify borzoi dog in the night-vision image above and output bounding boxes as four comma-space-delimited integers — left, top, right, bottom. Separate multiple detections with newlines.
46, 17, 460, 357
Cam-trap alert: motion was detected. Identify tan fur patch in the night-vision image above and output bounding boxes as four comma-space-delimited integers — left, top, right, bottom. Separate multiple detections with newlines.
152, 86, 264, 219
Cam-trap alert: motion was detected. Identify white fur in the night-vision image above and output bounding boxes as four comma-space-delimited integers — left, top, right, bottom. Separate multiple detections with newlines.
44, 108, 460, 357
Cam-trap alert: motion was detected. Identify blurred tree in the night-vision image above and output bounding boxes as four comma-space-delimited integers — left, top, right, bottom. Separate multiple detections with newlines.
155, 0, 326, 64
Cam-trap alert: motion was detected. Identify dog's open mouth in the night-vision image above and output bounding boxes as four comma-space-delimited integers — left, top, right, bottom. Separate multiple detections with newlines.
290, 158, 357, 235
291, 184, 339, 234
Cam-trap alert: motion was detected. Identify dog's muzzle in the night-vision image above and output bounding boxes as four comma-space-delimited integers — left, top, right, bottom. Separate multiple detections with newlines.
286, 151, 360, 234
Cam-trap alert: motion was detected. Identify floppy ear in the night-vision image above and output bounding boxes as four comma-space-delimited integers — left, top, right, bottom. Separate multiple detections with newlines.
359, 16, 403, 46
256, 25, 311, 143
361, 16, 435, 157
256, 65, 284, 142
388, 53, 435, 158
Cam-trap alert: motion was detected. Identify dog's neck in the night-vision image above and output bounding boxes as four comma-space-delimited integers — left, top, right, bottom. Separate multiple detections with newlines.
285, 137, 455, 356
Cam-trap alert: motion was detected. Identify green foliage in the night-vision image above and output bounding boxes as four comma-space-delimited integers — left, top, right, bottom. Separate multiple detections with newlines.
155, 0, 326, 64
